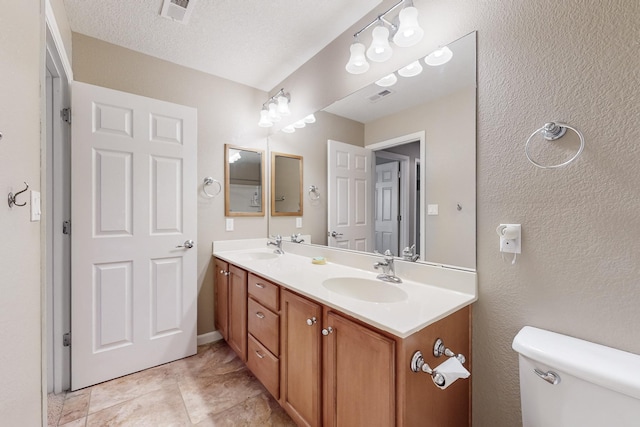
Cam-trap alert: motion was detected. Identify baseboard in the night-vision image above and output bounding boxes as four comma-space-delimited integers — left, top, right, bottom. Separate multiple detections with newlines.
197, 330, 223, 346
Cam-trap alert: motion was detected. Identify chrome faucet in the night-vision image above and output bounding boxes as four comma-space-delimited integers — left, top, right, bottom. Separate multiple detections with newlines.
402, 244, 419, 262
373, 250, 402, 283
291, 233, 305, 243
267, 235, 284, 254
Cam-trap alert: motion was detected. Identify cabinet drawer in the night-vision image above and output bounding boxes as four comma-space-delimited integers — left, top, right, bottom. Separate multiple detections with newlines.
248, 273, 279, 311
247, 334, 279, 399
247, 298, 279, 356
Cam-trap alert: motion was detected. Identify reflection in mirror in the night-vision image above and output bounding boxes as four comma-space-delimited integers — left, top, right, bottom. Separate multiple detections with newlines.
271, 152, 303, 216
268, 32, 476, 270
224, 144, 265, 217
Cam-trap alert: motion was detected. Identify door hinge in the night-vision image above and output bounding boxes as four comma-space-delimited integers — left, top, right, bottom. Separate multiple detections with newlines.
62, 220, 71, 235
398, 171, 401, 179
61, 107, 71, 124
63, 332, 71, 347
397, 215, 402, 221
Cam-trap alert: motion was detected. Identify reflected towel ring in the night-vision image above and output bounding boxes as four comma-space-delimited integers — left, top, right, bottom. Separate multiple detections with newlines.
203, 177, 221, 198
308, 185, 320, 200
525, 122, 585, 169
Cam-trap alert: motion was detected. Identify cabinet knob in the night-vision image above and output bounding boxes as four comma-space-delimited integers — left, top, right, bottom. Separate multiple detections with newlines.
321, 327, 333, 336
219, 269, 230, 276
306, 317, 317, 326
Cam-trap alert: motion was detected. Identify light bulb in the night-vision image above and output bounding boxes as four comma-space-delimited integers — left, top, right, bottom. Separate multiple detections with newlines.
393, 6, 424, 47
276, 95, 290, 116
398, 60, 423, 77
268, 102, 281, 122
366, 26, 393, 62
258, 109, 272, 127
425, 46, 453, 66
375, 73, 398, 87
303, 114, 316, 123
346, 41, 370, 74
282, 125, 296, 133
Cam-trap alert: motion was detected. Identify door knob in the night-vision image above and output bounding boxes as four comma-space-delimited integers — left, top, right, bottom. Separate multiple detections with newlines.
176, 239, 195, 249
329, 231, 343, 238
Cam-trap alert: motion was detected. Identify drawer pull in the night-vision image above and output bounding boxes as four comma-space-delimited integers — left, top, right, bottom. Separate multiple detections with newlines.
256, 312, 266, 319
255, 283, 266, 289
255, 350, 265, 359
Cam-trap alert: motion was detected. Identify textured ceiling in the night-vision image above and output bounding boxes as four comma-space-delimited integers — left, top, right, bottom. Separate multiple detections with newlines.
63, 0, 382, 91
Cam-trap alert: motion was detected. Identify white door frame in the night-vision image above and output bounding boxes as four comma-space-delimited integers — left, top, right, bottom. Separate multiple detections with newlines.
375, 151, 410, 253
367, 131, 425, 261
414, 158, 421, 254
45, 20, 72, 394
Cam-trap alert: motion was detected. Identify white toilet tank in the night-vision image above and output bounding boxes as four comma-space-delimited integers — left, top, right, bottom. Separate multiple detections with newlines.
512, 326, 640, 427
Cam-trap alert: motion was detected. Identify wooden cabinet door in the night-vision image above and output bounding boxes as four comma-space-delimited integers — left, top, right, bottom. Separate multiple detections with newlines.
227, 264, 247, 361
324, 311, 396, 427
281, 290, 322, 427
214, 258, 229, 341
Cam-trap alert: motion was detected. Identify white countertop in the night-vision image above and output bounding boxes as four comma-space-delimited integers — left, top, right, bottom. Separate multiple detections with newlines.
213, 239, 477, 338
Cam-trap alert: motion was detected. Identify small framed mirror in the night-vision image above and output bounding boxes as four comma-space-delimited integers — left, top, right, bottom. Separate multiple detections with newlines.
271, 152, 303, 217
224, 144, 265, 216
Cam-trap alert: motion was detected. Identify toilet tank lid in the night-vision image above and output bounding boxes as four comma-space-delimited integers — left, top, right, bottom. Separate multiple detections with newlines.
513, 326, 640, 401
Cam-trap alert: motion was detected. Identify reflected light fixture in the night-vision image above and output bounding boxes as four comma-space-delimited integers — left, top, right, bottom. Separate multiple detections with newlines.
303, 114, 316, 124
425, 46, 453, 66
398, 60, 423, 77
257, 88, 290, 127
228, 150, 242, 164
346, 0, 424, 75
282, 125, 296, 133
375, 73, 398, 87
293, 120, 306, 129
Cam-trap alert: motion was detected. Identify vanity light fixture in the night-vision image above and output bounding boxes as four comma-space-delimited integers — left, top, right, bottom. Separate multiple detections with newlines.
282, 125, 296, 133
257, 88, 291, 127
228, 150, 242, 164
375, 73, 398, 87
345, 0, 424, 75
425, 46, 453, 66
303, 114, 316, 124
398, 60, 423, 77
293, 120, 306, 129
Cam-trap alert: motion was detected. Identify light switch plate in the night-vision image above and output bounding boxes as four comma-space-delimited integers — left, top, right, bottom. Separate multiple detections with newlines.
30, 190, 41, 222
296, 217, 302, 228
427, 204, 439, 215
225, 218, 234, 231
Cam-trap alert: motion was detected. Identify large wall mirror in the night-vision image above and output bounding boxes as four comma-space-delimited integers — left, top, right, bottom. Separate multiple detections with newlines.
224, 144, 265, 217
268, 32, 476, 270
271, 152, 303, 216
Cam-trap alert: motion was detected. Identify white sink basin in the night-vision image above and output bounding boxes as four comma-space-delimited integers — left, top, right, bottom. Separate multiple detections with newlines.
235, 251, 280, 261
322, 277, 408, 303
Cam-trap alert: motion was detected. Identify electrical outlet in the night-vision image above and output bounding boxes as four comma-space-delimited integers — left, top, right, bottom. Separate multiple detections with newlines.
497, 224, 521, 254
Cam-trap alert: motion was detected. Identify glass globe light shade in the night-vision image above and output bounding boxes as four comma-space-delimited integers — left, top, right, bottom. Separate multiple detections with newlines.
293, 120, 306, 129
425, 46, 453, 66
303, 114, 316, 124
345, 42, 370, 74
366, 26, 393, 62
276, 95, 291, 116
375, 73, 398, 87
268, 102, 281, 122
282, 125, 296, 134
258, 109, 273, 127
392, 6, 424, 47
398, 60, 423, 77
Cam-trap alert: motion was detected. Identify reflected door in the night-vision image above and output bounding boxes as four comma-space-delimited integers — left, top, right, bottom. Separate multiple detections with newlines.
374, 161, 399, 255
327, 140, 373, 251
71, 82, 197, 389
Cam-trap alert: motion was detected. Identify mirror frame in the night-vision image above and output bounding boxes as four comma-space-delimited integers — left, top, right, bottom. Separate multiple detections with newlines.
270, 151, 304, 217
224, 144, 265, 217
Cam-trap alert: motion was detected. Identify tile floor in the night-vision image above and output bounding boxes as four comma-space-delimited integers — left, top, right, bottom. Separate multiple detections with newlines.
47, 341, 296, 426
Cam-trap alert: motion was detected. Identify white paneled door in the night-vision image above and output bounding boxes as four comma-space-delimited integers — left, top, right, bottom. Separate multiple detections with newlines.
71, 82, 197, 390
374, 161, 399, 256
327, 140, 373, 252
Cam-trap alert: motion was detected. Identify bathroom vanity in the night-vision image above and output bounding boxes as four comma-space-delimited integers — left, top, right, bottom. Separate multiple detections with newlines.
213, 239, 476, 427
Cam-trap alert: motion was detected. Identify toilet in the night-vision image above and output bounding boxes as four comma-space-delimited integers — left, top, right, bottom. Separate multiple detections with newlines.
512, 326, 640, 426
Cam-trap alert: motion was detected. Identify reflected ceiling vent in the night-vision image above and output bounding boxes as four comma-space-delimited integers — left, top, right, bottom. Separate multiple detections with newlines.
367, 89, 395, 103
160, 0, 198, 24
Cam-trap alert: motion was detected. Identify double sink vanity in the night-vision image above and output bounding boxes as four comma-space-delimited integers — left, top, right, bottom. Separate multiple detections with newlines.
213, 238, 477, 427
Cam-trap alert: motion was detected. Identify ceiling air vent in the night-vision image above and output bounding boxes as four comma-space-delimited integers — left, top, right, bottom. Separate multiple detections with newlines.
160, 0, 198, 24
367, 89, 394, 103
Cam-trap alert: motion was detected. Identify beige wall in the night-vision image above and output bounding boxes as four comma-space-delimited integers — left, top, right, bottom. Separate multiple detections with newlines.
268, 111, 364, 245
275, 0, 640, 425
0, 2, 45, 425
366, 87, 476, 268
72, 33, 268, 335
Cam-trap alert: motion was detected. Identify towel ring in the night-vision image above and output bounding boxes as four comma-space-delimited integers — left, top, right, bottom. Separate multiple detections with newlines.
203, 177, 221, 198
525, 122, 585, 169
308, 185, 320, 200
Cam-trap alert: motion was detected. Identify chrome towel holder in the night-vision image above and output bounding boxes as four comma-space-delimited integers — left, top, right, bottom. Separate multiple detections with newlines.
202, 176, 221, 198
525, 122, 585, 169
